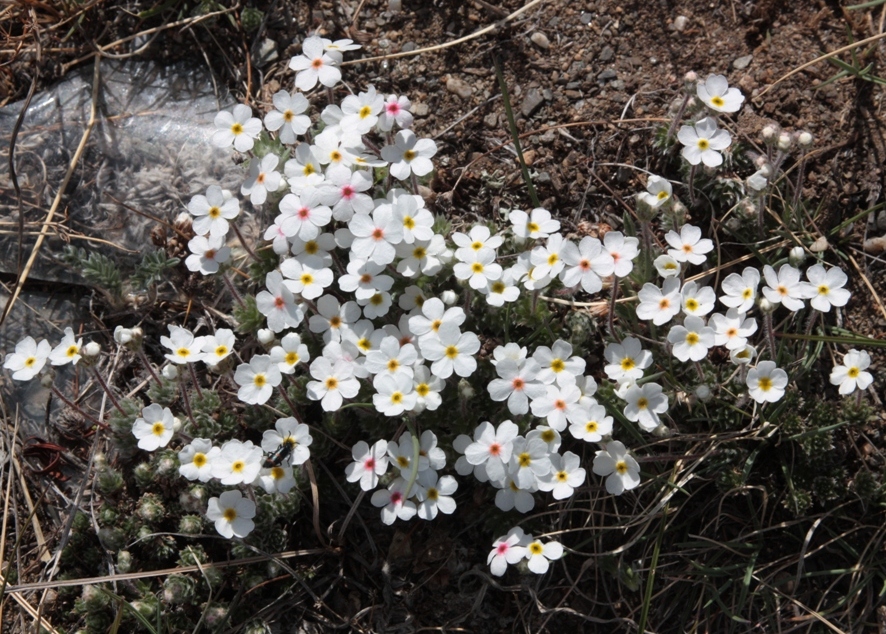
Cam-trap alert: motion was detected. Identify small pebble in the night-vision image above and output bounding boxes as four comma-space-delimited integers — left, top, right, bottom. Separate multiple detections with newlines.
446, 76, 473, 99
412, 103, 429, 117
599, 45, 614, 62
672, 15, 688, 31
733, 54, 753, 70
530, 32, 550, 50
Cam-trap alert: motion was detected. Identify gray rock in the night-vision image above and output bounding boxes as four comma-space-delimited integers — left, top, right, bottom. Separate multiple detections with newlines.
610, 79, 624, 91
597, 68, 617, 81
733, 54, 753, 70
412, 103, 429, 117
580, 12, 593, 25
446, 76, 473, 99
599, 45, 614, 62
672, 15, 688, 31
483, 113, 499, 129
566, 81, 581, 90
536, 171, 552, 184
402, 41, 417, 52
521, 88, 545, 117
252, 38, 278, 67
542, 88, 553, 101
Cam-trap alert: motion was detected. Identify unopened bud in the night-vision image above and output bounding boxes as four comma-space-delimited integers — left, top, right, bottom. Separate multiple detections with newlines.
761, 125, 778, 143
684, 70, 698, 84
788, 245, 806, 267
161, 364, 178, 380
694, 384, 713, 402
440, 290, 458, 306
758, 297, 775, 314
798, 131, 813, 147
83, 341, 101, 357
256, 328, 275, 346
114, 326, 133, 345
777, 133, 792, 151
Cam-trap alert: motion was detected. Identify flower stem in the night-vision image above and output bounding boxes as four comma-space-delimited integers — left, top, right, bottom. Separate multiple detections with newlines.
763, 311, 778, 361
188, 363, 203, 399
90, 366, 126, 415
666, 94, 690, 141
223, 274, 246, 308
137, 349, 161, 384
687, 164, 697, 206
51, 385, 107, 429
230, 223, 259, 261
607, 277, 621, 342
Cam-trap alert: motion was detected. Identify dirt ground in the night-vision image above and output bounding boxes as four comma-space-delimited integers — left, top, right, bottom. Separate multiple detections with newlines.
2, 0, 886, 632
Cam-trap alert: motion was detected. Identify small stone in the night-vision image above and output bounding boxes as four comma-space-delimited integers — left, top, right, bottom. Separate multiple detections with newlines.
412, 103, 429, 117
580, 12, 593, 25
877, 209, 886, 231
599, 45, 614, 62
521, 88, 545, 117
530, 32, 550, 49
521, 149, 537, 166
672, 15, 688, 31
402, 41, 417, 52
446, 76, 473, 99
542, 88, 553, 101
597, 68, 617, 81
610, 79, 624, 91
566, 81, 581, 90
483, 113, 499, 129
733, 54, 753, 70
252, 38, 278, 67
536, 171, 552, 184
810, 236, 829, 252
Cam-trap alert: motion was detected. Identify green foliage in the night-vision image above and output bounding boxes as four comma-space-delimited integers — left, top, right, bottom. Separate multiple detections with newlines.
59, 245, 124, 303
240, 6, 263, 32
233, 295, 265, 334
130, 249, 180, 292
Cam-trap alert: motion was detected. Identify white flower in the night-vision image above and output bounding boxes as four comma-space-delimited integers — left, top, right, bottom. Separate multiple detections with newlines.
452, 225, 503, 261
185, 234, 231, 275
603, 336, 652, 382
283, 144, 325, 192
530, 384, 584, 432
409, 298, 465, 342
211, 104, 262, 152
396, 234, 447, 278
261, 417, 312, 466
829, 349, 873, 395
463, 420, 520, 483
593, 440, 641, 495
345, 440, 389, 491
638, 175, 673, 208
677, 117, 732, 167
453, 249, 502, 290
381, 130, 437, 180
258, 465, 297, 495
201, 328, 236, 366
603, 231, 639, 278
306, 357, 360, 411
280, 256, 334, 300
667, 315, 715, 362
623, 382, 669, 431
256, 271, 305, 333
654, 254, 681, 279
568, 404, 613, 442
488, 358, 546, 415
211, 439, 263, 485
241, 154, 284, 206
697, 74, 744, 113
340, 86, 384, 134
49, 327, 83, 366
538, 451, 585, 500
178, 438, 219, 482
666, 224, 713, 265
206, 490, 256, 539
278, 189, 332, 241
233, 355, 281, 405
289, 35, 342, 90
160, 325, 205, 365
415, 472, 458, 520
730, 344, 757, 366
493, 476, 537, 512
377, 94, 413, 131
762, 264, 805, 312
188, 185, 240, 238
527, 425, 562, 454
800, 264, 851, 312
4, 336, 51, 381
524, 539, 564, 574
488, 527, 529, 576
365, 336, 417, 381
370, 477, 418, 525
636, 278, 682, 325
746, 360, 788, 403
560, 236, 614, 293
480, 268, 521, 306
720, 267, 760, 313
412, 365, 444, 412
373, 373, 417, 416
323, 165, 374, 221
680, 281, 716, 317
308, 296, 360, 344
710, 309, 758, 350
533, 340, 586, 386
132, 404, 175, 451
509, 207, 560, 240
348, 206, 403, 265
264, 90, 311, 144
508, 437, 552, 489
419, 324, 480, 379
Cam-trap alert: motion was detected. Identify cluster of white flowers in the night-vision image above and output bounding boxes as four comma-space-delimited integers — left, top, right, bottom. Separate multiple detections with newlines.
2, 38, 877, 576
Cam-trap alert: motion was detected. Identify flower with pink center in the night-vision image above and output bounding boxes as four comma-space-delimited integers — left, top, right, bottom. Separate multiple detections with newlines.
370, 477, 418, 525
289, 35, 342, 91
487, 358, 547, 415
277, 189, 332, 241
488, 527, 530, 576
377, 94, 414, 131
463, 420, 519, 483
348, 206, 404, 265
345, 440, 389, 491
255, 271, 305, 333
603, 231, 640, 278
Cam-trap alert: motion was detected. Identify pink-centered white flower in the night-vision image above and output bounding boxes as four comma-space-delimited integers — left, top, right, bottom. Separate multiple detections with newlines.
377, 94, 413, 131
323, 165, 373, 221
185, 234, 231, 275
603, 231, 640, 278
530, 384, 584, 432
278, 189, 332, 241
762, 264, 805, 312
370, 478, 418, 525
710, 309, 758, 350
348, 205, 403, 265
381, 130, 437, 180
345, 440, 389, 491
488, 358, 546, 415
678, 116, 732, 167
463, 420, 519, 483
241, 154, 284, 206
488, 527, 529, 576
4, 336, 50, 380
211, 104, 262, 152
289, 35, 342, 91
256, 271, 305, 333
666, 224, 714, 265
234, 355, 281, 405
829, 349, 873, 395
560, 236, 614, 294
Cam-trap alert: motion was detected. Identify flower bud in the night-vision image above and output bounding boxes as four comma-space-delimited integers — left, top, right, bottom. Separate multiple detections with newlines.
694, 384, 713, 402
117, 550, 132, 574
730, 344, 756, 365
440, 290, 458, 305
83, 341, 101, 358
788, 246, 806, 267
777, 133, 792, 151
458, 378, 475, 399
172, 416, 183, 432
761, 125, 778, 143
684, 70, 698, 84
161, 364, 178, 380
257, 328, 275, 345
114, 326, 133, 345
758, 297, 775, 314
798, 131, 813, 147
651, 424, 673, 438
